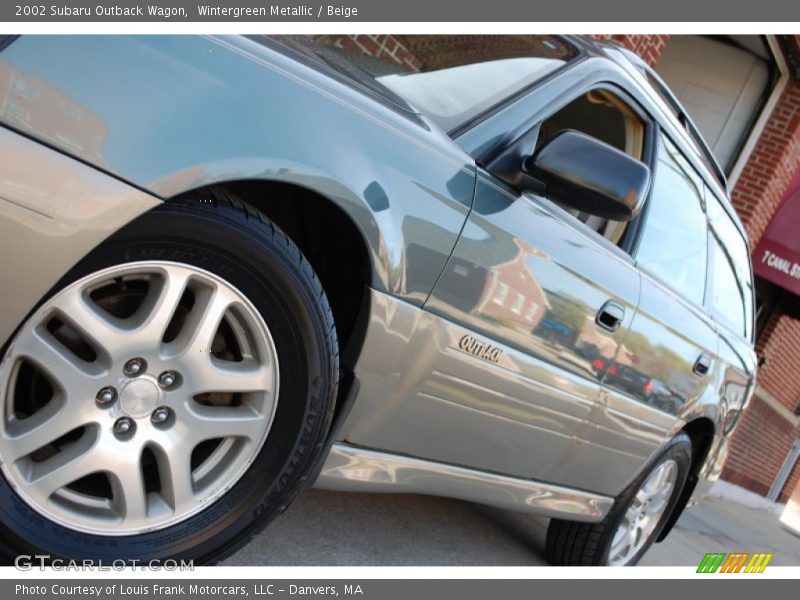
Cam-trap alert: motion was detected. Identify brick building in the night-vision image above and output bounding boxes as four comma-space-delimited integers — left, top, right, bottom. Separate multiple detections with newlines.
319, 34, 800, 505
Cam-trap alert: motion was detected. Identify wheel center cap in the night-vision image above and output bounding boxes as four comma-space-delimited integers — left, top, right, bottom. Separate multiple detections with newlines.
119, 378, 159, 418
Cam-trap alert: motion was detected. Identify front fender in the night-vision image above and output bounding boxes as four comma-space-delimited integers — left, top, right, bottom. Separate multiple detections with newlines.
0, 34, 477, 306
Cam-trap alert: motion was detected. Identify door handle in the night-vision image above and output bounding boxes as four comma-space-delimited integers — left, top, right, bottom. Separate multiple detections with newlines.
596, 301, 625, 333
693, 354, 712, 377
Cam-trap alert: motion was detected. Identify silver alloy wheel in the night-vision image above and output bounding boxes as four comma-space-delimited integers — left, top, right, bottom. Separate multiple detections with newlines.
607, 459, 678, 566
0, 261, 279, 535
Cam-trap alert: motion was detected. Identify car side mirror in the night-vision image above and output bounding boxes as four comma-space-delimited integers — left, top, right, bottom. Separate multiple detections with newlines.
524, 130, 650, 221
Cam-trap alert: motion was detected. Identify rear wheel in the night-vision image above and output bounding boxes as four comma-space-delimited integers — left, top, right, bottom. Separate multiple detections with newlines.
545, 432, 691, 566
0, 189, 339, 564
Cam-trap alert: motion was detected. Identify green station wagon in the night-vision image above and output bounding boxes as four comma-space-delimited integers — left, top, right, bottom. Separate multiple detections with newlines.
0, 35, 756, 566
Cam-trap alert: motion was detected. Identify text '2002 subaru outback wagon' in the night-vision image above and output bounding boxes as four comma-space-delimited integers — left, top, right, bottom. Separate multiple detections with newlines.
0, 35, 755, 566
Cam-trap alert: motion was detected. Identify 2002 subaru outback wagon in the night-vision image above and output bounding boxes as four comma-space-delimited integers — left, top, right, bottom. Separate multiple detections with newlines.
0, 35, 756, 566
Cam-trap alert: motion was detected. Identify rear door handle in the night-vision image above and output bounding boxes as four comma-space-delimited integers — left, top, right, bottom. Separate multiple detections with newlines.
596, 301, 625, 333
693, 354, 712, 377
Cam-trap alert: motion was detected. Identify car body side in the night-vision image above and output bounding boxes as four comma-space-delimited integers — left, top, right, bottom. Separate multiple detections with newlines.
0, 35, 756, 526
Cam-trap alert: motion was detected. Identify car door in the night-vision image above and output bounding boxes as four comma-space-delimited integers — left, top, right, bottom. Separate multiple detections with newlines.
419, 84, 661, 494
601, 133, 720, 453
421, 173, 642, 493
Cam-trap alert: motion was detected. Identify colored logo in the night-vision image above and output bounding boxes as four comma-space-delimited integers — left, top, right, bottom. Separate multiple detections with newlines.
696, 552, 773, 573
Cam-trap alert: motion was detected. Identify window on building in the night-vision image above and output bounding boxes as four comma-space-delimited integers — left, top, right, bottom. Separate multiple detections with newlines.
511, 293, 524, 314
11, 74, 35, 100
493, 282, 509, 305
635, 134, 708, 305
2, 100, 29, 124
526, 302, 540, 321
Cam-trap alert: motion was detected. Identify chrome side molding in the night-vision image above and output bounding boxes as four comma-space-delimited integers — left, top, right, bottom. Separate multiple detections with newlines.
314, 443, 614, 523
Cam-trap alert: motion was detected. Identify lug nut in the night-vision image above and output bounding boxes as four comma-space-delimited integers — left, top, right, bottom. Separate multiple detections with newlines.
151, 407, 170, 424
123, 357, 146, 377
158, 370, 177, 389
96, 386, 117, 406
113, 417, 134, 435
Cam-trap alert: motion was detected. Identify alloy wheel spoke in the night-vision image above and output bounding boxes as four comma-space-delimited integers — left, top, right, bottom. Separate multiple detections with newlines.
609, 526, 629, 560
183, 403, 268, 444
11, 329, 95, 394
627, 526, 641, 557
56, 286, 128, 357
109, 452, 148, 524
148, 436, 199, 512
647, 496, 668, 516
2, 402, 92, 462
27, 439, 101, 498
175, 287, 236, 357
651, 464, 669, 491
188, 357, 274, 396
134, 268, 191, 343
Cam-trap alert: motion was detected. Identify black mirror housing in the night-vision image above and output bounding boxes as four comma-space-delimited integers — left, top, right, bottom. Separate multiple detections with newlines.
525, 130, 650, 221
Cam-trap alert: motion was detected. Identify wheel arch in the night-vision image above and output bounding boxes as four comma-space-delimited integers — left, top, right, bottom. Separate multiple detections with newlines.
655, 416, 716, 542
163, 179, 374, 410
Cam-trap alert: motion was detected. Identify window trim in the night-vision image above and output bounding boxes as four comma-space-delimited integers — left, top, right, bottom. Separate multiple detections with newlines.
0, 36, 19, 53
478, 80, 659, 261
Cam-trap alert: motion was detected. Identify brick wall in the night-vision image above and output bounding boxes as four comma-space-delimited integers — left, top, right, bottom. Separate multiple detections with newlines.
756, 312, 800, 414
720, 71, 800, 499
590, 34, 670, 66
731, 79, 800, 246
729, 78, 800, 431
722, 395, 799, 496
314, 35, 422, 72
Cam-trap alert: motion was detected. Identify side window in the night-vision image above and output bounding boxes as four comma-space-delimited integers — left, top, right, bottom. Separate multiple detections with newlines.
536, 89, 646, 246
706, 192, 754, 339
708, 235, 746, 337
635, 134, 708, 305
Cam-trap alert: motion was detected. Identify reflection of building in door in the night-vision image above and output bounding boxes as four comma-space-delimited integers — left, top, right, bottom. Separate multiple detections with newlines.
0, 62, 107, 165
474, 239, 549, 331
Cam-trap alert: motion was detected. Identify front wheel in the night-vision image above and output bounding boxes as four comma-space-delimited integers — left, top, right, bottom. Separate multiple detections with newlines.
545, 432, 691, 566
0, 189, 339, 564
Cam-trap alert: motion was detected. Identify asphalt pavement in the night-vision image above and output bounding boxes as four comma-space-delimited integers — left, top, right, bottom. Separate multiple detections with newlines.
224, 488, 800, 566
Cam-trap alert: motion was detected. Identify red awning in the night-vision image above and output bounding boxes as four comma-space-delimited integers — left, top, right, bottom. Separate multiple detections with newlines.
754, 185, 800, 296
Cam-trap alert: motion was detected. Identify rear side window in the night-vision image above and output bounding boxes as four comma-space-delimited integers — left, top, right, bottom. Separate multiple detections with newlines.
706, 192, 754, 339
635, 134, 708, 304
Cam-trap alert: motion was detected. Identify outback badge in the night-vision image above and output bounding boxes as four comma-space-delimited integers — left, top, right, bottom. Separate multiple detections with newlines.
458, 334, 502, 363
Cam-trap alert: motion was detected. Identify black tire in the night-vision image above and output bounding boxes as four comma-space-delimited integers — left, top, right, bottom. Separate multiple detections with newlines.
0, 187, 339, 565
545, 432, 692, 566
